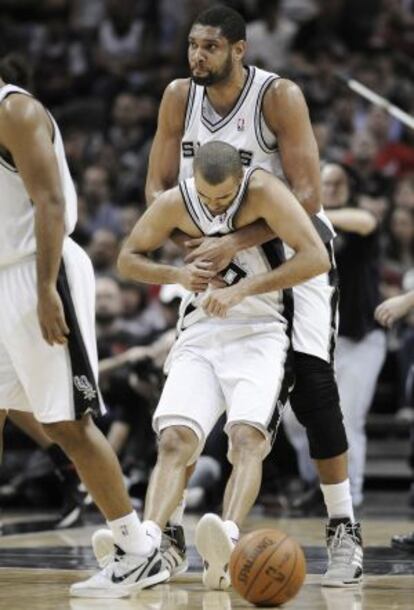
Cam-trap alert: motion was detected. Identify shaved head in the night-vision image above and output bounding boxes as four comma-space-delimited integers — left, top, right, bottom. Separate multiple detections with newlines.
194, 141, 243, 185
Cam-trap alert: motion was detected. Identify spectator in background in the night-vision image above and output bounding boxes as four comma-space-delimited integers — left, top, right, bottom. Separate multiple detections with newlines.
88, 229, 119, 276
393, 175, 414, 210
382, 207, 414, 296
81, 165, 121, 235
245, 0, 298, 72
376, 290, 414, 547
345, 130, 391, 196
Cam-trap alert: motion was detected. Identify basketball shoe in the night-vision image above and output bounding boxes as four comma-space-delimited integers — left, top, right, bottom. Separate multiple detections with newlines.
92, 522, 188, 578
195, 513, 238, 590
70, 544, 169, 598
322, 519, 363, 587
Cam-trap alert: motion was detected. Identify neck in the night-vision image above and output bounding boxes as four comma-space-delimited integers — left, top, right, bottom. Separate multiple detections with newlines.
206, 63, 247, 115
0, 79, 6, 88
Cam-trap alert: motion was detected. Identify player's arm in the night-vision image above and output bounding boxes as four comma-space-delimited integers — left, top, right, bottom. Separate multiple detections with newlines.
0, 95, 69, 346
326, 208, 377, 236
375, 291, 414, 328
118, 189, 215, 291
202, 174, 330, 318
263, 79, 321, 215
145, 80, 189, 205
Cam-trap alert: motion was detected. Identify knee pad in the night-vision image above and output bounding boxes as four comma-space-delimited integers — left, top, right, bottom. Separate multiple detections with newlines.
290, 352, 348, 459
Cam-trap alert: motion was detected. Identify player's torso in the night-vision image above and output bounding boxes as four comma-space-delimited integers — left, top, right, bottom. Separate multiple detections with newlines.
0, 84, 78, 267
179, 66, 282, 180
178, 169, 287, 330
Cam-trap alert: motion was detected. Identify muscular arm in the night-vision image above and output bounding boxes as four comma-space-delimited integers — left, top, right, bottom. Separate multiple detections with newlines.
326, 208, 377, 236
0, 95, 69, 344
263, 79, 321, 215
145, 80, 189, 205
238, 175, 329, 297
202, 174, 330, 317
118, 190, 215, 291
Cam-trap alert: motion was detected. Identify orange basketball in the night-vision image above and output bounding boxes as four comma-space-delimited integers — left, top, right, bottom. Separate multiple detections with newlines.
229, 528, 306, 607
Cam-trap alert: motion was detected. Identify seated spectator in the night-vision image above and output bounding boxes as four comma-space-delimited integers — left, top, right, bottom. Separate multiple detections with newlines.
88, 228, 120, 275
81, 165, 122, 235
382, 207, 414, 296
245, 0, 298, 72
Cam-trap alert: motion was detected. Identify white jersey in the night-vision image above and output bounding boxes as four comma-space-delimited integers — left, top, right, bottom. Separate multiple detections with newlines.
178, 66, 338, 362
180, 66, 282, 180
177, 168, 290, 331
0, 84, 77, 268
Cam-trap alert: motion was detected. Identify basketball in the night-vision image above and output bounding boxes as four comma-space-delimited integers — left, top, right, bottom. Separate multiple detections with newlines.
229, 528, 306, 607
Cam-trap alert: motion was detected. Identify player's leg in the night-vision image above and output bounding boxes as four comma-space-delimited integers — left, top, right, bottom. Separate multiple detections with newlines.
290, 352, 363, 587
196, 324, 291, 590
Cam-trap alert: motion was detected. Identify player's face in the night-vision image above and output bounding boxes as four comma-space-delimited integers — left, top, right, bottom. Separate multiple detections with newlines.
195, 171, 241, 216
188, 25, 235, 86
322, 165, 349, 208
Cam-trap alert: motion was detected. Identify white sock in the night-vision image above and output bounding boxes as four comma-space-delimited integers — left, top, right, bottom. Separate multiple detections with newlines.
223, 519, 240, 544
143, 519, 162, 549
107, 511, 153, 556
169, 491, 187, 526
320, 480, 355, 522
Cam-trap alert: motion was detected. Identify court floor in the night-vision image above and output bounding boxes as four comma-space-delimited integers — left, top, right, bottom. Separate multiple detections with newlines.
0, 511, 413, 609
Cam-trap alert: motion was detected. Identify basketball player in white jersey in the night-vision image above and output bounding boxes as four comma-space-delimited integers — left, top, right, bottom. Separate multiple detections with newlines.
116, 140, 329, 590
140, 5, 363, 588
0, 55, 169, 598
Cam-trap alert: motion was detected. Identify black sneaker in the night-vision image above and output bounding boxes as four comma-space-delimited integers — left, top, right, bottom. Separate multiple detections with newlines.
322, 519, 363, 587
161, 523, 188, 578
391, 531, 414, 553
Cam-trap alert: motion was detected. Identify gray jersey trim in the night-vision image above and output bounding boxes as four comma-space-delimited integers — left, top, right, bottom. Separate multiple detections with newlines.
200, 66, 256, 133
184, 81, 196, 132
179, 180, 203, 232
254, 76, 280, 154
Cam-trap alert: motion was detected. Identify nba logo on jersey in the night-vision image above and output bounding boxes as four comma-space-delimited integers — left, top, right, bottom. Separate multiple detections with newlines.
237, 118, 245, 131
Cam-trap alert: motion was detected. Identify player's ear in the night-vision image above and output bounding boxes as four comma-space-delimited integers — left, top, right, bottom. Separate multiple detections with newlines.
232, 40, 246, 62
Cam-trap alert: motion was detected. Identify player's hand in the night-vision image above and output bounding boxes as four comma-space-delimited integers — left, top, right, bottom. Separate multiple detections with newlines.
178, 260, 216, 292
375, 295, 410, 328
202, 285, 244, 318
37, 286, 70, 346
184, 235, 236, 273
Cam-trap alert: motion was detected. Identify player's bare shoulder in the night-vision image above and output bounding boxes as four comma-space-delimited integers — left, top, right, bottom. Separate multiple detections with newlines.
163, 78, 191, 114
0, 93, 50, 143
262, 78, 308, 131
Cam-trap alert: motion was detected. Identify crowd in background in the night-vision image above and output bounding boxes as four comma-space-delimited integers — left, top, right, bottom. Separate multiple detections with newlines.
1, 0, 414, 513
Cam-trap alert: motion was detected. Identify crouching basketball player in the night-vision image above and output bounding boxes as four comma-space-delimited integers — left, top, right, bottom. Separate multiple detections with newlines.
94, 141, 329, 589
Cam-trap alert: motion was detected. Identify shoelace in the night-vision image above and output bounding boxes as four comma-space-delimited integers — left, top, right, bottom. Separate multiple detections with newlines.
328, 524, 360, 566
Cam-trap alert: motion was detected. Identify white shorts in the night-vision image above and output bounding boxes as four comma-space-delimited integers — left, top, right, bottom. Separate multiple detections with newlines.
153, 319, 291, 464
287, 212, 338, 363
0, 238, 104, 423
292, 273, 338, 363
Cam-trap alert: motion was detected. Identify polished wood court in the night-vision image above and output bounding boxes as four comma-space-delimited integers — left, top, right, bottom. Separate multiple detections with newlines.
0, 512, 413, 609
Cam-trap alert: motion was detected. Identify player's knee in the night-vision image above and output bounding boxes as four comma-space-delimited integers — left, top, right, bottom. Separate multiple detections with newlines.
42, 416, 93, 453
158, 426, 199, 464
229, 424, 267, 460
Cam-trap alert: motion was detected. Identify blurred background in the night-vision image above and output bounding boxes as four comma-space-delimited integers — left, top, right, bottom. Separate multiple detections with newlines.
1, 0, 414, 524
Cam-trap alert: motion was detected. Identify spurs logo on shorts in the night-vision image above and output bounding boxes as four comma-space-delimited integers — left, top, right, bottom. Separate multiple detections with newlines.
73, 375, 97, 401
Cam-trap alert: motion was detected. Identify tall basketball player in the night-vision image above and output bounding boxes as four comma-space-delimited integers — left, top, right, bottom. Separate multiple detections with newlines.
0, 55, 168, 598
143, 5, 363, 588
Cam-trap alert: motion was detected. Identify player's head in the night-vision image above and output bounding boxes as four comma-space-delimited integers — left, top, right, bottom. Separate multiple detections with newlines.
189, 5, 246, 86
321, 163, 350, 208
0, 54, 33, 90
194, 141, 243, 215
